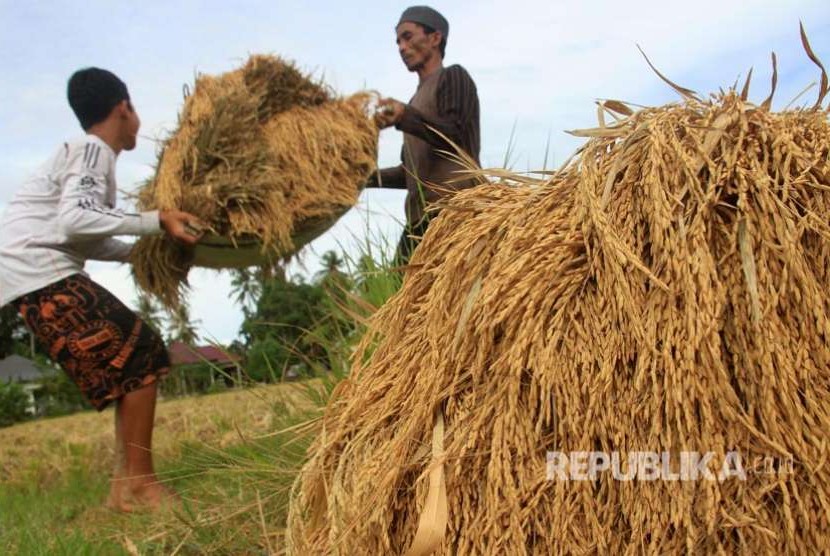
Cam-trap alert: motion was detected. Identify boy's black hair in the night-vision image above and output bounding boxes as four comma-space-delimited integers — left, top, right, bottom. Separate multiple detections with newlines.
67, 68, 130, 131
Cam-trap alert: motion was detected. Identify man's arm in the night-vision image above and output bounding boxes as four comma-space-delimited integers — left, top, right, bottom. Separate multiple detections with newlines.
366, 166, 408, 189
395, 65, 479, 152
364, 147, 407, 189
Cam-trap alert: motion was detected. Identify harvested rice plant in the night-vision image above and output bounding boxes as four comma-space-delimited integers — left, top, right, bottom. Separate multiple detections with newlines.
287, 31, 830, 554
131, 55, 379, 307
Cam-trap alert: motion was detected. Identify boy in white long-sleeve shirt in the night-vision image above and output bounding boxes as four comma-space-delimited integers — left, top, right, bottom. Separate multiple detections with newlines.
0, 67, 202, 511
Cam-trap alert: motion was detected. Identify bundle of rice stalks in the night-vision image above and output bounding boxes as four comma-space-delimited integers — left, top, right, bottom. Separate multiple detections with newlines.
286, 33, 830, 554
132, 55, 378, 307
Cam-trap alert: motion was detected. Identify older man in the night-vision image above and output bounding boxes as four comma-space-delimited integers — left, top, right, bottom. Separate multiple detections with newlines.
370, 6, 481, 263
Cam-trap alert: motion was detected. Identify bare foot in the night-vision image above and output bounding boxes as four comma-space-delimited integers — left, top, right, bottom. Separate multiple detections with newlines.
131, 480, 179, 510
106, 476, 179, 513
106, 476, 134, 513
106, 488, 133, 513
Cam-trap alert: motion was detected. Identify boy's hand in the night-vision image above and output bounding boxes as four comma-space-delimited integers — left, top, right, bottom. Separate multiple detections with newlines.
159, 210, 205, 245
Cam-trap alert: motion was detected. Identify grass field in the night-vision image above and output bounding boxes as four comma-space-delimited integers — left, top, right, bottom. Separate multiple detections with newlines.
1, 244, 397, 555
0, 379, 332, 555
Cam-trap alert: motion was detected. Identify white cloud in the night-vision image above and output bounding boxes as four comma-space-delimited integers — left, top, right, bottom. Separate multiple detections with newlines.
1, 0, 828, 343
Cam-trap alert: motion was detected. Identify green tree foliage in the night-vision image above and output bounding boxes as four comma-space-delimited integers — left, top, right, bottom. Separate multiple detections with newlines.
0, 382, 30, 428
0, 305, 35, 359
242, 274, 326, 376
246, 336, 289, 382
238, 248, 397, 381
36, 369, 89, 417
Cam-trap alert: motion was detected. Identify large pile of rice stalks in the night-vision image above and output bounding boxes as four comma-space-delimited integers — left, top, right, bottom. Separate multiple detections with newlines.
287, 34, 830, 554
132, 55, 378, 307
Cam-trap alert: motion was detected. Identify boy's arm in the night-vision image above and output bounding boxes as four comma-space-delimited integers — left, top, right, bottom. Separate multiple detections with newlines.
57, 140, 161, 240
74, 238, 134, 262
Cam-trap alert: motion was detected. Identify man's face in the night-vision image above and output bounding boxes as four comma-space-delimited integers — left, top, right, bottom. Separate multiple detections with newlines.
396, 22, 440, 72
120, 100, 141, 151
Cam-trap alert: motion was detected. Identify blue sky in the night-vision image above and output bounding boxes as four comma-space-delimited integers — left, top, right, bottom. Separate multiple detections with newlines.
1, 0, 828, 343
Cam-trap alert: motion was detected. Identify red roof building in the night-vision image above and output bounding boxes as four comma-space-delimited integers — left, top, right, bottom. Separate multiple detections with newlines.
167, 342, 241, 368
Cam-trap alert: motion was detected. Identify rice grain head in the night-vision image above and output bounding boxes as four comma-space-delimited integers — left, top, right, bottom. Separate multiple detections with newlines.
287, 40, 830, 555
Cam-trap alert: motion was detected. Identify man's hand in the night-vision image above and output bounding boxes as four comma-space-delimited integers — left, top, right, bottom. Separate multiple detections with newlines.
159, 210, 205, 246
375, 98, 406, 129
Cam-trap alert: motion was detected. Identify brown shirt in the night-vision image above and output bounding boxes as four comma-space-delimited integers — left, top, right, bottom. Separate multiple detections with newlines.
376, 64, 481, 226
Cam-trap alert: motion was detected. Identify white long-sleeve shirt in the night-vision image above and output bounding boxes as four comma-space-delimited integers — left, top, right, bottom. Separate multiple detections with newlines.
0, 134, 160, 306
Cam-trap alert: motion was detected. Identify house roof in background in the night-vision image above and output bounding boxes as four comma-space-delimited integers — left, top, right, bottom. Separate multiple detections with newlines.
168, 342, 241, 367
0, 354, 45, 382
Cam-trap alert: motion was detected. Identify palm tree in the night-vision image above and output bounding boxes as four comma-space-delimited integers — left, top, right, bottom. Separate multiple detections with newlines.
166, 302, 200, 346
315, 250, 345, 283
229, 268, 263, 316
134, 292, 164, 336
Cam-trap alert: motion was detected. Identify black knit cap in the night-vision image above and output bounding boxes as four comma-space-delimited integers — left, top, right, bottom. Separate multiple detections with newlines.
67, 67, 130, 130
398, 6, 449, 39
